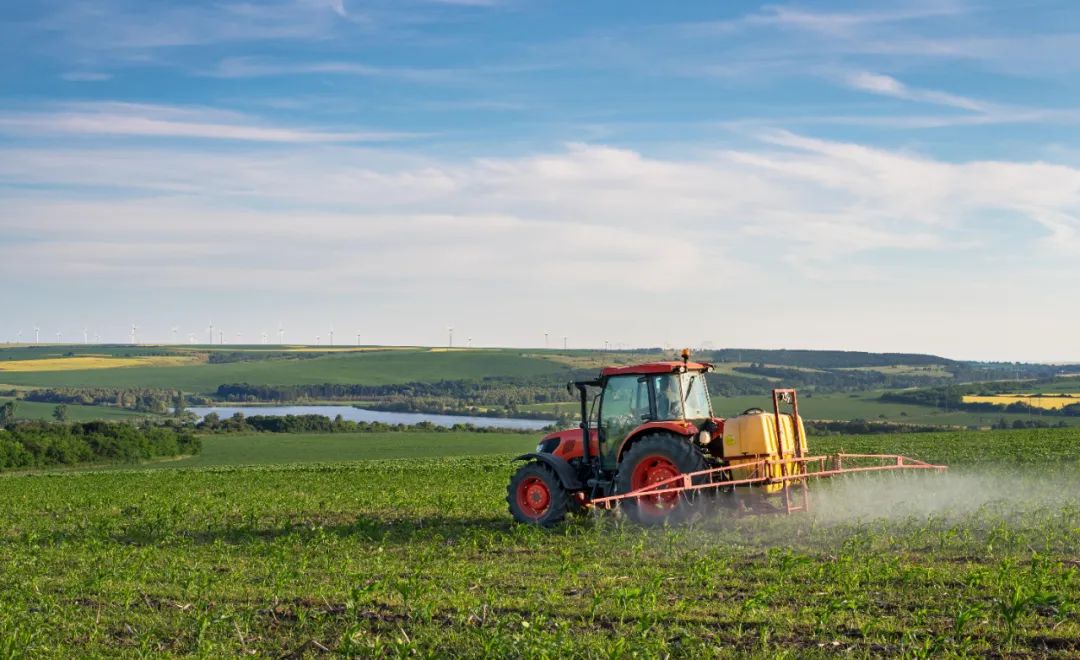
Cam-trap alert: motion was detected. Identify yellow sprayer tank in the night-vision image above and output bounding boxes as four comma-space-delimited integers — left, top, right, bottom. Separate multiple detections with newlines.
721, 412, 807, 492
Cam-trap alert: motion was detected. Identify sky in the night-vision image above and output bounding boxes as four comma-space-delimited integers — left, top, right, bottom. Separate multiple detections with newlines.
2, 0, 1080, 361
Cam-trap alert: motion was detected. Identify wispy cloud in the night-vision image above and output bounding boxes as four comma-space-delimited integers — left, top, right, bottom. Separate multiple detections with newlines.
683, 3, 972, 38
424, 0, 502, 5
37, 0, 350, 51
208, 57, 463, 84
0, 102, 416, 143
5, 131, 1078, 273
844, 71, 989, 112
4, 129, 1079, 355
60, 71, 113, 82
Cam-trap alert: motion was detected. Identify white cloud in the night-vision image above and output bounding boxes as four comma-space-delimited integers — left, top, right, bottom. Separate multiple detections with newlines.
60, 71, 113, 82
845, 71, 989, 112
424, 0, 502, 5
684, 4, 971, 38
38, 0, 349, 51
208, 57, 462, 84
4, 130, 1078, 278
0, 102, 415, 143
3, 129, 1080, 356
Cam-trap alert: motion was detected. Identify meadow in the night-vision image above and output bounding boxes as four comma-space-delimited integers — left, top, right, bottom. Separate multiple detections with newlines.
1, 427, 1078, 656
0, 397, 152, 422
6, 345, 1077, 428
0, 347, 570, 392
102, 431, 539, 470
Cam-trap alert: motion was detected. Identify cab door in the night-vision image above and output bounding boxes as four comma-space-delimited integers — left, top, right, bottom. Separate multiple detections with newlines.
598, 375, 653, 470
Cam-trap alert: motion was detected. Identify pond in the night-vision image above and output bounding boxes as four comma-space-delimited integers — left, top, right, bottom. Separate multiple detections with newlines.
186, 405, 555, 430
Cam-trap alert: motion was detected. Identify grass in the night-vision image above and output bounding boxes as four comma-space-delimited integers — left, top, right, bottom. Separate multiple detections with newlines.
0, 348, 570, 393
1, 428, 1078, 656
108, 431, 540, 470
0, 397, 154, 422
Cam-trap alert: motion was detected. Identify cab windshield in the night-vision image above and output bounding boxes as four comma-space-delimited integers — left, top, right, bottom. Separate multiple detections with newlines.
652, 371, 711, 421
680, 371, 711, 420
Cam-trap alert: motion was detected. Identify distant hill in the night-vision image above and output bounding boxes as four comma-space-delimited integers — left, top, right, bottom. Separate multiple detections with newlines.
704, 349, 952, 370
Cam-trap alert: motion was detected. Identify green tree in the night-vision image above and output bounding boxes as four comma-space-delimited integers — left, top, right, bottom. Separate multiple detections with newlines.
52, 404, 68, 422
173, 391, 186, 417
0, 401, 16, 425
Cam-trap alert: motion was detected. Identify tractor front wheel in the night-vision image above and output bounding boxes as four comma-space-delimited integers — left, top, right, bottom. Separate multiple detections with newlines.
615, 433, 708, 525
507, 462, 571, 527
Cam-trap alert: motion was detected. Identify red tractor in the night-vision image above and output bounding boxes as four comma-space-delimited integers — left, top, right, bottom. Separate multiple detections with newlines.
507, 351, 945, 526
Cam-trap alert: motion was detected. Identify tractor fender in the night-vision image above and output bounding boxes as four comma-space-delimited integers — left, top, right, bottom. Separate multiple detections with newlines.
513, 453, 583, 490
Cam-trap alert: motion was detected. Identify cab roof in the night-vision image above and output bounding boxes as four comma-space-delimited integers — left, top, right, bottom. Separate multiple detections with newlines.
599, 361, 711, 378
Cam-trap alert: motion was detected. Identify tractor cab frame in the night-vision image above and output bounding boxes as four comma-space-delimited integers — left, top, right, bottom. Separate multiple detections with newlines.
583, 359, 716, 472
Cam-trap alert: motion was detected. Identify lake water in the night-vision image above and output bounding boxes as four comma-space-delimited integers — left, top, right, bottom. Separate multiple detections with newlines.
187, 405, 555, 430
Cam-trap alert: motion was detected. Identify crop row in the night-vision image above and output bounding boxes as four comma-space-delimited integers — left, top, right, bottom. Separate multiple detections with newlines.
0, 427, 1078, 656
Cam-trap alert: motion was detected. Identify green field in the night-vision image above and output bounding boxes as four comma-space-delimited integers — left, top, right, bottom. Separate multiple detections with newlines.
0, 348, 570, 393
0, 397, 153, 422
119, 431, 538, 470
2, 428, 1079, 656
4, 345, 1076, 429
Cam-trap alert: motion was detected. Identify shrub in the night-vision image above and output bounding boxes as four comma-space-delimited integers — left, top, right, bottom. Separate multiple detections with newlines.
0, 421, 201, 471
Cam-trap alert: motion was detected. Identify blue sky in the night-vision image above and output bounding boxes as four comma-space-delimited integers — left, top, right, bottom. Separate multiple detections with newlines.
2, 0, 1080, 360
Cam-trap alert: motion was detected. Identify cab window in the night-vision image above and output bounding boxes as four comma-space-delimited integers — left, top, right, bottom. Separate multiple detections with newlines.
652, 374, 682, 420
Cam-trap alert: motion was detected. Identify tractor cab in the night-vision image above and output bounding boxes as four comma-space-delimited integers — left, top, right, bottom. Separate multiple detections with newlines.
595, 361, 714, 470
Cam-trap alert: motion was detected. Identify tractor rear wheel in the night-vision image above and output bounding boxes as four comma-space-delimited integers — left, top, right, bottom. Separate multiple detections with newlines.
507, 462, 570, 527
615, 433, 708, 525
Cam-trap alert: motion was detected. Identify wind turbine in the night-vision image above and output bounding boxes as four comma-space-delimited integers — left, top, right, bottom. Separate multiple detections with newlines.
218, 330, 223, 345
188, 333, 195, 344
277, 323, 284, 345
261, 331, 268, 345
356, 331, 361, 346
467, 336, 473, 349
563, 336, 568, 350
448, 326, 453, 349
329, 326, 334, 347
208, 321, 214, 345
130, 324, 137, 345
93, 332, 100, 343
316, 335, 321, 346
544, 331, 549, 349
56, 331, 62, 343
235, 331, 242, 344
16, 330, 22, 343
171, 326, 179, 344
83, 328, 88, 344
34, 326, 40, 344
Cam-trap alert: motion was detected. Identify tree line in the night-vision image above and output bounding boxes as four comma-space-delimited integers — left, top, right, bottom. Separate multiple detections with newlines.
196, 412, 541, 434
0, 420, 201, 471
19, 388, 212, 414
215, 379, 572, 403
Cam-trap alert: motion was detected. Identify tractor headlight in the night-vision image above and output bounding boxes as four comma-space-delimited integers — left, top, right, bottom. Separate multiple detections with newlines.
697, 430, 712, 446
